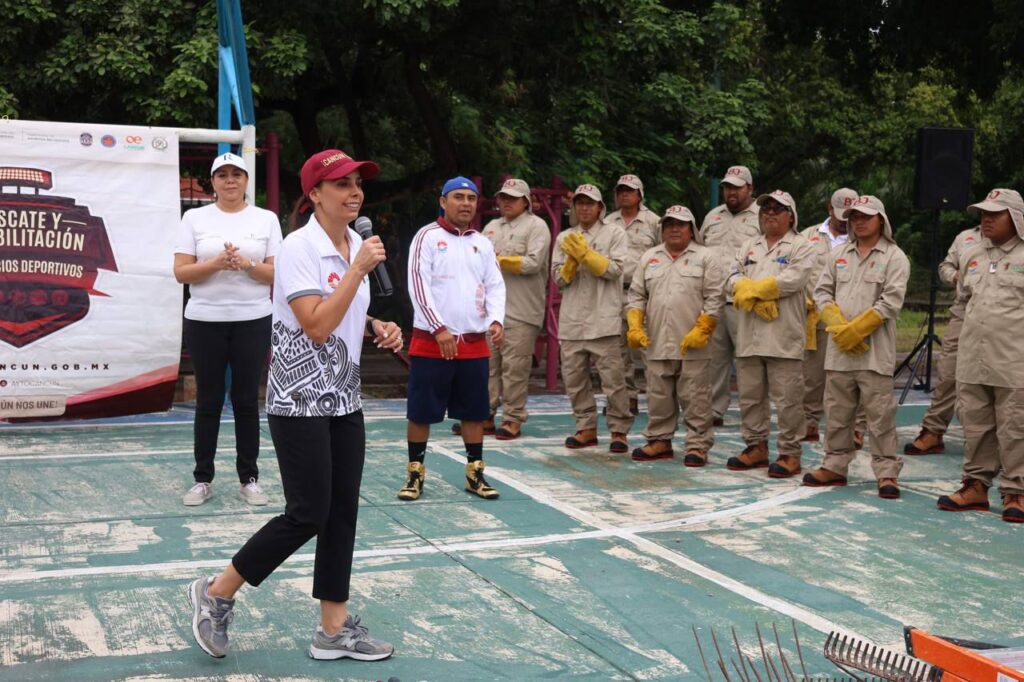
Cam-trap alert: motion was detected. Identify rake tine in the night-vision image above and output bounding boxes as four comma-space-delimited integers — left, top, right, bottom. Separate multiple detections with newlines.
730, 657, 750, 682
710, 628, 733, 682
771, 622, 798, 682
693, 626, 714, 682
754, 623, 774, 682
791, 620, 809, 682
745, 653, 765, 682
732, 627, 753, 682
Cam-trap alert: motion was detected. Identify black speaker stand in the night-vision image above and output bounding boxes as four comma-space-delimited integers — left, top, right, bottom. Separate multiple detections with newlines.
896, 210, 942, 404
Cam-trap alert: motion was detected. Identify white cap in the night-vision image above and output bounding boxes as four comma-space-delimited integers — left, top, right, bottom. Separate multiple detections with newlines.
211, 152, 248, 175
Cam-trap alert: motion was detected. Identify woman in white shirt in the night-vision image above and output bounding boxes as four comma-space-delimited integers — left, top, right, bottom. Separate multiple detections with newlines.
173, 153, 282, 507
185, 149, 402, 662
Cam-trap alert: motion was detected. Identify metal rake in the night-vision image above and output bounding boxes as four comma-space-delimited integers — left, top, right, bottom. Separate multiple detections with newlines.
823, 631, 943, 682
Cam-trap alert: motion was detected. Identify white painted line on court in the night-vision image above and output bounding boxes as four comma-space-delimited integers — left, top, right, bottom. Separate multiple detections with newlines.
0, 485, 817, 585
0, 446, 276, 462
430, 443, 868, 640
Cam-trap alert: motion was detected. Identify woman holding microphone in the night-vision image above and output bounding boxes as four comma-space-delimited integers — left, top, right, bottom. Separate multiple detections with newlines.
187, 149, 402, 662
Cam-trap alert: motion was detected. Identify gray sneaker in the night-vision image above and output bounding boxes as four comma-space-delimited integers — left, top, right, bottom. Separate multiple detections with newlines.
239, 478, 268, 506
309, 615, 394, 661
187, 577, 235, 658
183, 482, 212, 506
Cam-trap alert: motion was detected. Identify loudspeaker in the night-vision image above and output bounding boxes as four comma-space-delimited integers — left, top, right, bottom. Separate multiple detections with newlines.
913, 127, 974, 210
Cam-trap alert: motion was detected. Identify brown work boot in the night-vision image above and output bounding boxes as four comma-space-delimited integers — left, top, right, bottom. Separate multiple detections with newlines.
937, 478, 990, 512
878, 478, 900, 499
609, 432, 629, 454
801, 423, 820, 442
853, 431, 864, 450
683, 450, 708, 467
904, 428, 945, 455
768, 455, 802, 479
801, 467, 848, 487
1002, 494, 1024, 523
565, 429, 598, 449
494, 421, 522, 441
631, 439, 673, 462
726, 441, 769, 471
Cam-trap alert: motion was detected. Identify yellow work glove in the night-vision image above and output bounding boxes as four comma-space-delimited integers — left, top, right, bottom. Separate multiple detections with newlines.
805, 299, 819, 350
579, 249, 610, 277
749, 277, 780, 301
680, 313, 718, 355
497, 256, 522, 274
732, 277, 756, 311
752, 300, 779, 321
625, 308, 649, 349
559, 257, 579, 284
560, 232, 589, 260
827, 308, 884, 355
819, 302, 846, 329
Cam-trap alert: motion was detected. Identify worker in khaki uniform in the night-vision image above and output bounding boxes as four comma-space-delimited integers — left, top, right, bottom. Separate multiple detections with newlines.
701, 166, 762, 426
481, 178, 551, 440
724, 191, 817, 478
937, 189, 1024, 523
903, 224, 982, 455
800, 188, 867, 446
607, 174, 661, 415
805, 195, 910, 498
552, 184, 634, 453
626, 205, 725, 465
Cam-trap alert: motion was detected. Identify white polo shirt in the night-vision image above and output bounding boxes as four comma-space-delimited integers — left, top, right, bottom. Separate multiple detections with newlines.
265, 216, 370, 418
175, 203, 283, 321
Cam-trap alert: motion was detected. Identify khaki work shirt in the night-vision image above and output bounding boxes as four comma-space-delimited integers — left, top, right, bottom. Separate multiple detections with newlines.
957, 234, 1024, 388
938, 226, 981, 319
700, 203, 761, 302
728, 230, 817, 360
801, 222, 846, 328
482, 212, 551, 328
627, 243, 725, 361
552, 219, 628, 340
814, 238, 910, 376
606, 206, 661, 286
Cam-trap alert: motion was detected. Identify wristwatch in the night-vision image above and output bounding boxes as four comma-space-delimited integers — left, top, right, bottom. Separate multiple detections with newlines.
246, 258, 258, 273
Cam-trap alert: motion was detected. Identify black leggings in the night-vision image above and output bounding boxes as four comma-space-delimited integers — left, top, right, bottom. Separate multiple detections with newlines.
232, 412, 366, 602
183, 315, 271, 484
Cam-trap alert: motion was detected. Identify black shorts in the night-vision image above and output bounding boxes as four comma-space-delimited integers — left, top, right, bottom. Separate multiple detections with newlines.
407, 356, 490, 423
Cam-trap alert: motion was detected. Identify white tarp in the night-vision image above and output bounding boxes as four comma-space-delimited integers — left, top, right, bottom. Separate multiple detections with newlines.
0, 119, 182, 419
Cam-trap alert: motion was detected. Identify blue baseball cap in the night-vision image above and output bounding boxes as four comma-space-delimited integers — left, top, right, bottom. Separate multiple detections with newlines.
441, 176, 479, 197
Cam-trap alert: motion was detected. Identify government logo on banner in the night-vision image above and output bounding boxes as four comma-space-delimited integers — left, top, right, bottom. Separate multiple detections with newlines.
0, 167, 119, 348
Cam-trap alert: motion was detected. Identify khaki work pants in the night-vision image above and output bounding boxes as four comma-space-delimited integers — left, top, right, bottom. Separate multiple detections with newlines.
709, 306, 740, 419
921, 314, 963, 435
805, 326, 866, 432
488, 323, 541, 425
643, 358, 714, 452
736, 355, 805, 457
561, 336, 634, 434
821, 370, 903, 479
957, 382, 1024, 495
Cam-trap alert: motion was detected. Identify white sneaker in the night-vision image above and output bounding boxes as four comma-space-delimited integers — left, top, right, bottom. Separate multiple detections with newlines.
239, 478, 268, 506
183, 482, 213, 506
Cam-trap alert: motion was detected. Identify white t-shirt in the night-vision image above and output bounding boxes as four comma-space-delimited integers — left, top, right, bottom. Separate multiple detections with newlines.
175, 203, 283, 321
265, 216, 370, 418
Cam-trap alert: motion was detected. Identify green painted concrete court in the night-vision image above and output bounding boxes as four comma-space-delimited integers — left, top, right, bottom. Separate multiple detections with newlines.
0, 398, 1020, 681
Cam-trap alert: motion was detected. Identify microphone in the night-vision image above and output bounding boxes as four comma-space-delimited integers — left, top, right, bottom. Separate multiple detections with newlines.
353, 216, 394, 296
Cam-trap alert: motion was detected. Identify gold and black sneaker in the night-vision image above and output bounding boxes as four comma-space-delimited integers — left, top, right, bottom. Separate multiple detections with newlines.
464, 460, 499, 499
397, 462, 425, 501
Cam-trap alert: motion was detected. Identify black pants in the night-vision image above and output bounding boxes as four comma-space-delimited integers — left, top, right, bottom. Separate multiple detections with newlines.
183, 316, 271, 484
232, 412, 366, 602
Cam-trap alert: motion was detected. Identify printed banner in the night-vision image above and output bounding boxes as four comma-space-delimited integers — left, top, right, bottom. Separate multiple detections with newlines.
0, 120, 182, 420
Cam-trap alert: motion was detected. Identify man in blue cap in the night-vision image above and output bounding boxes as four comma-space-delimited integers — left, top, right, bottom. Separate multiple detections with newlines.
400, 176, 507, 501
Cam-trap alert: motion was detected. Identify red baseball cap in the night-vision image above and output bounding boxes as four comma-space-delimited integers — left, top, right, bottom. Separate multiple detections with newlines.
300, 149, 380, 196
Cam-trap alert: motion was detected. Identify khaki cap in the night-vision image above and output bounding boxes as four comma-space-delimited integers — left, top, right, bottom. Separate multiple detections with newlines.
573, 183, 603, 203
496, 178, 532, 212
615, 174, 644, 198
756, 190, 800, 232
660, 205, 701, 244
720, 165, 753, 187
839, 195, 894, 241
830, 188, 858, 212
968, 188, 1024, 239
